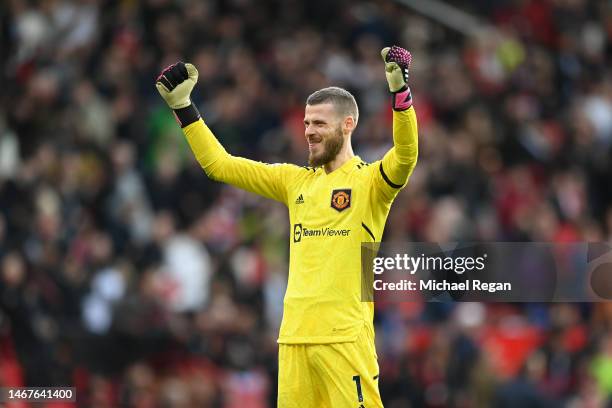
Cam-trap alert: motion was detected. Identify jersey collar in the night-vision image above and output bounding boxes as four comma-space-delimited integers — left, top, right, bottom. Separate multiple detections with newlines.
330, 155, 360, 175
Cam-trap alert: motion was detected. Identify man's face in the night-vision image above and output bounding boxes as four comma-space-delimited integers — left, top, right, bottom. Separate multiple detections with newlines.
304, 103, 345, 167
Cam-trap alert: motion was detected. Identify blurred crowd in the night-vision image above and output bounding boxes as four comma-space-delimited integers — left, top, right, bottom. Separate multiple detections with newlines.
1, 0, 612, 406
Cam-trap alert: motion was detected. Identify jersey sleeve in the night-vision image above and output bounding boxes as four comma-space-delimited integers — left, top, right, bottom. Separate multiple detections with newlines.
182, 119, 299, 205
373, 106, 419, 202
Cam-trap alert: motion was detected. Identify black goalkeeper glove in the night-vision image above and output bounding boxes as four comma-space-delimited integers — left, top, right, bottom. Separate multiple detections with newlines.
155, 62, 201, 127
381, 46, 413, 111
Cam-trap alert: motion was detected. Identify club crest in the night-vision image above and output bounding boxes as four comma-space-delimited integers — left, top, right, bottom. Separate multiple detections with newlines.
331, 189, 351, 212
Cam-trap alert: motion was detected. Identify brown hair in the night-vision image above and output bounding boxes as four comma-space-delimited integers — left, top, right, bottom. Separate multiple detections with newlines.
306, 86, 359, 125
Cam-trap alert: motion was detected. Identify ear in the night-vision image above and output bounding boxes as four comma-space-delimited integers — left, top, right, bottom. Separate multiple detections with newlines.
343, 116, 356, 134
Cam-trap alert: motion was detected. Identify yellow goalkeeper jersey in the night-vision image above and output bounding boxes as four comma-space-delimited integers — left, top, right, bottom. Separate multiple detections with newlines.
182, 107, 418, 344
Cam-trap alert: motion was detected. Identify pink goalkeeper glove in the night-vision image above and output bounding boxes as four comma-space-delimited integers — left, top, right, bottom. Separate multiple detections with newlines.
381, 46, 413, 111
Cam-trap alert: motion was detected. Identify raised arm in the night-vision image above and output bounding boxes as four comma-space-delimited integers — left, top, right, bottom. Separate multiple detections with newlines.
374, 46, 419, 200
155, 62, 297, 204
379, 107, 418, 190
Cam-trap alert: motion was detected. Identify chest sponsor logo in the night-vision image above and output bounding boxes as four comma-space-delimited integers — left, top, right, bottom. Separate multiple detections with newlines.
331, 189, 351, 212
293, 223, 351, 243
294, 223, 303, 242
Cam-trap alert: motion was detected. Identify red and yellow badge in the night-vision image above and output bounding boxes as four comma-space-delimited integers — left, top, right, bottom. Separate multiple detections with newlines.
331, 189, 351, 212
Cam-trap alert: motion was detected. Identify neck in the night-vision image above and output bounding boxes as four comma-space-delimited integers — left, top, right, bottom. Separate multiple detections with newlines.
324, 138, 354, 174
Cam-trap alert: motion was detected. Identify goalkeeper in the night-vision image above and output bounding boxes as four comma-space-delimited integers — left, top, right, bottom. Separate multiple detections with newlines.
156, 46, 418, 407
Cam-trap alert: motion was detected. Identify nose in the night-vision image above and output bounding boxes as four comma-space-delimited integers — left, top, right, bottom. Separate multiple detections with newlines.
305, 125, 316, 138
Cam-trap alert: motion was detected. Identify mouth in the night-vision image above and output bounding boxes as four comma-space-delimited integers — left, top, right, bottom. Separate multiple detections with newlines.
308, 138, 322, 151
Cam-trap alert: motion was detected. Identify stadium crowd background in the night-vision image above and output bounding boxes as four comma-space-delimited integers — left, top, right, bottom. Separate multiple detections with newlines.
1, 0, 612, 406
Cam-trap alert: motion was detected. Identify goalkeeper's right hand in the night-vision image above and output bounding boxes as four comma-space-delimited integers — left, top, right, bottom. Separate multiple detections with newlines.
155, 62, 201, 127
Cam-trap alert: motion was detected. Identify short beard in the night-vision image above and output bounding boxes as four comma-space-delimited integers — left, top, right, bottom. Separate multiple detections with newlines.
309, 126, 344, 167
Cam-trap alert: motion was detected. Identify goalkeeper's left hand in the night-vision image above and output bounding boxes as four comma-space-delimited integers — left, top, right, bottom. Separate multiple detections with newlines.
155, 62, 198, 109
155, 61, 201, 127
381, 46, 413, 111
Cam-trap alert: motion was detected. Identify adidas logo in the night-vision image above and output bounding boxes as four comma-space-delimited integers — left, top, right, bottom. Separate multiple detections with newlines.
295, 194, 304, 204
